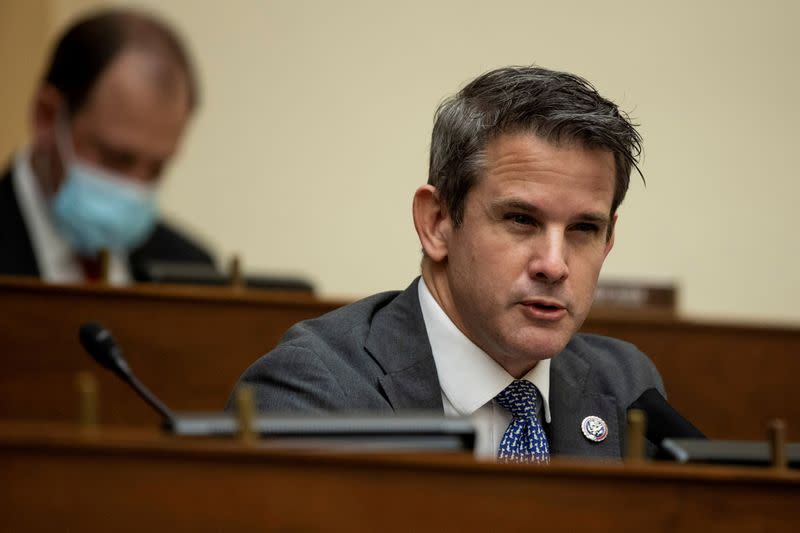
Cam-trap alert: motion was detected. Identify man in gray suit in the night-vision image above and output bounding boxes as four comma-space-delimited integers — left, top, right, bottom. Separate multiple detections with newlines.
231, 66, 664, 460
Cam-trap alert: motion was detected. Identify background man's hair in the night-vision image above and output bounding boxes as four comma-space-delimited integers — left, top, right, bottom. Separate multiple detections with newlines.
428, 66, 643, 227
43, 8, 199, 113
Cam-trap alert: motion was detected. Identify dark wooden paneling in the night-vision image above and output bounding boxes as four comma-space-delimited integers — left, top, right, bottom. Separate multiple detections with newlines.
0, 277, 342, 425
0, 423, 798, 532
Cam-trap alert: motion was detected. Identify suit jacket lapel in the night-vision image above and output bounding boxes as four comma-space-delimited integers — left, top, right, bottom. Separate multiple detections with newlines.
548, 343, 622, 459
364, 278, 444, 413
0, 165, 41, 277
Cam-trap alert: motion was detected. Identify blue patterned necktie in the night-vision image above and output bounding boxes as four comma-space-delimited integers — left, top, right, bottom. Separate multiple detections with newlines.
495, 380, 550, 463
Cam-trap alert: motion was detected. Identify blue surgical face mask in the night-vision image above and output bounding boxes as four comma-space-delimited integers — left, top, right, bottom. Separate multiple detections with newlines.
50, 123, 158, 255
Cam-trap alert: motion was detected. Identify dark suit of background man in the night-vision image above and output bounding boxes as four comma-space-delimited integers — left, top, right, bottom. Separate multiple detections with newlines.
0, 9, 215, 284
231, 66, 665, 461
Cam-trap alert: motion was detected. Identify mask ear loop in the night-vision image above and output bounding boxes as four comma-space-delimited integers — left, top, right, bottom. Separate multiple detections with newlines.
39, 110, 76, 197
54, 110, 76, 164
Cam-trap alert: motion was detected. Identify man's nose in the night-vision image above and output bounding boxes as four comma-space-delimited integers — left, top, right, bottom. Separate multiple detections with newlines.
529, 230, 569, 284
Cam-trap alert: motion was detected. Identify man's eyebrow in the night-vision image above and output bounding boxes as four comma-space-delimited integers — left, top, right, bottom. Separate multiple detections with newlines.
489, 198, 611, 225
577, 212, 612, 226
489, 198, 543, 214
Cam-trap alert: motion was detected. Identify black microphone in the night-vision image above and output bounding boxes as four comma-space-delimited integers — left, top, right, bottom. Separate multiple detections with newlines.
79, 322, 175, 422
76, 324, 477, 449
628, 388, 705, 448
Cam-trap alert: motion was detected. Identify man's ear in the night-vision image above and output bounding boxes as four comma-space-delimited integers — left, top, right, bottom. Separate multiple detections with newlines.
31, 85, 63, 148
412, 184, 451, 262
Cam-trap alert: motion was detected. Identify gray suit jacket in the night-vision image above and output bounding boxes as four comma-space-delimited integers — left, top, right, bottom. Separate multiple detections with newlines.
232, 278, 665, 459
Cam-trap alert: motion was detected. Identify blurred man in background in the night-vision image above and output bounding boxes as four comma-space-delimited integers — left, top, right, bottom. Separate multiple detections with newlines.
0, 9, 215, 283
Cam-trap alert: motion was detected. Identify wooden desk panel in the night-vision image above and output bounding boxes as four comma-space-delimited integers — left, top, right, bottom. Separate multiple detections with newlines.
1, 423, 798, 532
0, 277, 342, 425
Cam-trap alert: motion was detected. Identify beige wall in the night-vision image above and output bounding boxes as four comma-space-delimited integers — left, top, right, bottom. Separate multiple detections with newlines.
8, 1, 800, 324
0, 1, 50, 164
0, 0, 107, 161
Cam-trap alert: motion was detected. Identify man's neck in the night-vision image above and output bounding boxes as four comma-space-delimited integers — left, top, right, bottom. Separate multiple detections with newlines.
419, 259, 455, 324
420, 260, 538, 379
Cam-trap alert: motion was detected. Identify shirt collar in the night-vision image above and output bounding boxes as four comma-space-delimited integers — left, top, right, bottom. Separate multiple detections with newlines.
417, 277, 551, 422
13, 147, 81, 281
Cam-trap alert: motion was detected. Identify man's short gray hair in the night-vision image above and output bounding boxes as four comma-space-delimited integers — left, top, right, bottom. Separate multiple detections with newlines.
428, 66, 643, 227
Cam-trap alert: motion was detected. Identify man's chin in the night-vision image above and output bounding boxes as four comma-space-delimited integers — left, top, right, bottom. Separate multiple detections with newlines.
514, 330, 572, 361
495, 346, 558, 378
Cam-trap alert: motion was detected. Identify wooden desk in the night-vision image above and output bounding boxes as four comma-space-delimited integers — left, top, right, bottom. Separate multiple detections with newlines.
1, 277, 798, 440
0, 422, 798, 532
0, 277, 343, 425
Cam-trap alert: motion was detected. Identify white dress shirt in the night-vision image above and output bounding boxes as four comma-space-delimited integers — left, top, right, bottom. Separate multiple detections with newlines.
417, 277, 551, 458
12, 148, 131, 285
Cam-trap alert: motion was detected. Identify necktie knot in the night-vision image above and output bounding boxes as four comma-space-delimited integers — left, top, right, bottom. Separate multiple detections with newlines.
495, 379, 541, 419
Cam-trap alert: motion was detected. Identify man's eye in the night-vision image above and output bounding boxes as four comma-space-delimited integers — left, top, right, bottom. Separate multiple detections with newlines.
572, 222, 600, 233
505, 213, 536, 226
